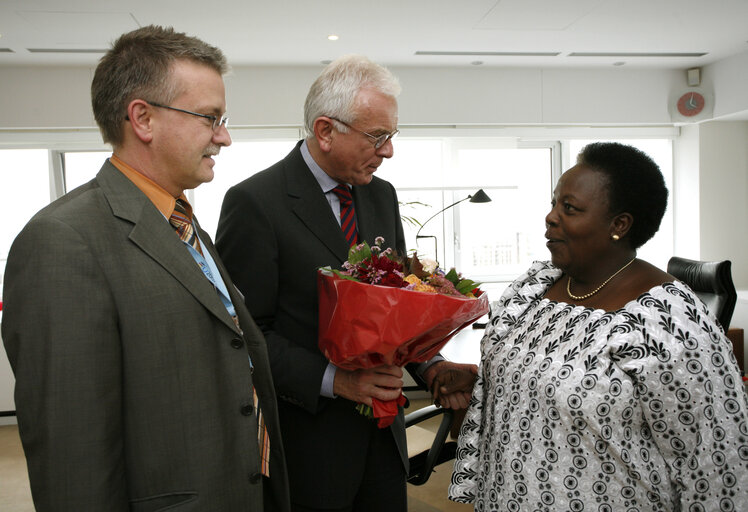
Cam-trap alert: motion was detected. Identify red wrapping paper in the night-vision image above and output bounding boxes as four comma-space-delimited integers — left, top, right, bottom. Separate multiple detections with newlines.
317, 270, 489, 427
318, 271, 488, 369
372, 395, 408, 428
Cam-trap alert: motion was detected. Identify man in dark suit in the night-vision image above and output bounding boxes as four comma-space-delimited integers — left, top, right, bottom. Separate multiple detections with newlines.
216, 55, 475, 512
1, 26, 290, 511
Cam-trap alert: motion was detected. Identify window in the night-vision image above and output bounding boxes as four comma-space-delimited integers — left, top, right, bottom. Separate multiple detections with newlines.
0, 149, 51, 307
378, 137, 555, 295
64, 151, 110, 192
0, 131, 675, 306
377, 135, 675, 295
60, 140, 300, 239
192, 139, 298, 238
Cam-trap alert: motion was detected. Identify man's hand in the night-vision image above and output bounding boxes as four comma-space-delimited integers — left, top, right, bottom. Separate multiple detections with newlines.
333, 365, 403, 406
425, 361, 478, 410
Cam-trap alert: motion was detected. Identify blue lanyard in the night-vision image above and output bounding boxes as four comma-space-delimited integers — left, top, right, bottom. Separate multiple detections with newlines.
182, 236, 237, 319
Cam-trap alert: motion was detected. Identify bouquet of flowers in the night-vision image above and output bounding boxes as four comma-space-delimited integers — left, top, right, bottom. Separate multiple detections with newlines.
318, 237, 489, 427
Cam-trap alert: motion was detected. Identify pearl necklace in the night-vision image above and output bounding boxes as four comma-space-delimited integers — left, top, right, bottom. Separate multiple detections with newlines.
566, 258, 636, 301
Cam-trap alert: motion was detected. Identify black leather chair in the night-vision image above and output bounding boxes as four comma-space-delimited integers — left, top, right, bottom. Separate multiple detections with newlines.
667, 256, 737, 330
404, 402, 457, 486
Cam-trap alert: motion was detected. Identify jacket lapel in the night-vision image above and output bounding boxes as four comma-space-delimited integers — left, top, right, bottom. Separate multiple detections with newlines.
283, 143, 350, 264
352, 186, 375, 245
196, 225, 248, 334
97, 161, 239, 332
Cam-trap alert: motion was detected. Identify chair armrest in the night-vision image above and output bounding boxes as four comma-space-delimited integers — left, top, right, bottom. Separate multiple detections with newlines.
405, 404, 456, 485
404, 403, 447, 427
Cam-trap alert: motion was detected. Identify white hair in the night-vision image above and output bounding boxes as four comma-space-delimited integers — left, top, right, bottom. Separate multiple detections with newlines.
303, 54, 401, 137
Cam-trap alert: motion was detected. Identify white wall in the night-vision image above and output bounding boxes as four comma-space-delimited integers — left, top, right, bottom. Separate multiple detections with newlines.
671, 120, 748, 290
709, 51, 748, 119
701, 120, 748, 372
0, 64, 685, 128
697, 121, 748, 287
0, 66, 96, 128
2, 50, 747, 127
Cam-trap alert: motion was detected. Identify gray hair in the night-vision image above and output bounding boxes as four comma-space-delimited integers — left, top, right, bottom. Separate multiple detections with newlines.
303, 55, 401, 137
91, 25, 228, 147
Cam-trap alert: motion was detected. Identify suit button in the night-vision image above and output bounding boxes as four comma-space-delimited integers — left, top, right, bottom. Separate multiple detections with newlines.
230, 338, 244, 349
241, 404, 254, 416
249, 472, 262, 484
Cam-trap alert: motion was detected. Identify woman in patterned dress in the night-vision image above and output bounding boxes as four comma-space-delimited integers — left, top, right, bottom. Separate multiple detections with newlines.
441, 142, 748, 511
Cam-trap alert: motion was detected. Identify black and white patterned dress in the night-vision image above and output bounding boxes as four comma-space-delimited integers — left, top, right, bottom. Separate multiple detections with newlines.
450, 261, 748, 512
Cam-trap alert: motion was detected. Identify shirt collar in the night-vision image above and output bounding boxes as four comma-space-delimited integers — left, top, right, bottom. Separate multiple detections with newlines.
300, 139, 348, 193
109, 154, 189, 218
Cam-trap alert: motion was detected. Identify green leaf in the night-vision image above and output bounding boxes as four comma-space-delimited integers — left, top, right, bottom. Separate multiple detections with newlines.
400, 215, 421, 229
355, 403, 373, 418
346, 241, 371, 265
445, 267, 460, 285
456, 278, 481, 295
319, 266, 361, 282
398, 200, 431, 230
441, 267, 481, 295
330, 270, 361, 282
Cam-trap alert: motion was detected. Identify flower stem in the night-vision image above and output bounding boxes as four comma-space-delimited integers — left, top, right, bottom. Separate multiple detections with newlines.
355, 403, 373, 419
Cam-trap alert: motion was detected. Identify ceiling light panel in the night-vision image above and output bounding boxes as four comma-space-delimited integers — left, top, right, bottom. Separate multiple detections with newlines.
416, 51, 561, 57
27, 48, 107, 53
568, 52, 707, 57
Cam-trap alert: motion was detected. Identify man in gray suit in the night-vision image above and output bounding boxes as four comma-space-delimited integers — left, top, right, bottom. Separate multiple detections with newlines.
1, 25, 290, 511
216, 55, 475, 512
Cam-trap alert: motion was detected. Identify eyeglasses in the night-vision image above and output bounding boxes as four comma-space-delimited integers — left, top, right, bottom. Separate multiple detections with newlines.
146, 100, 229, 132
328, 117, 398, 149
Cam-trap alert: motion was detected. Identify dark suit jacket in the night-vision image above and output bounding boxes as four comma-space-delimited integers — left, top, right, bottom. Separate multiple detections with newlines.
1, 161, 290, 512
216, 141, 407, 508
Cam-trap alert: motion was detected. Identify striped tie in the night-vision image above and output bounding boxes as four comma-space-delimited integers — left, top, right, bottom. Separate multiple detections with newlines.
169, 199, 203, 255
254, 388, 270, 477
332, 184, 358, 247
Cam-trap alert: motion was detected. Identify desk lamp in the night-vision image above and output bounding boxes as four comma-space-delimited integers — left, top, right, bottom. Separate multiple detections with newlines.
415, 189, 492, 260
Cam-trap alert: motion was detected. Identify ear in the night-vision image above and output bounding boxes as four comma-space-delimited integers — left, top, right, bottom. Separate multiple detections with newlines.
313, 116, 335, 153
126, 99, 154, 143
610, 212, 633, 241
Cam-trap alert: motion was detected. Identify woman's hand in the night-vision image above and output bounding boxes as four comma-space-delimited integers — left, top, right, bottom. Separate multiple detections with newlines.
430, 363, 479, 409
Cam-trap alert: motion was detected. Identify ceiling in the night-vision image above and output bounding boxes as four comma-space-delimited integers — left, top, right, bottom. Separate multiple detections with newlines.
1, 0, 747, 70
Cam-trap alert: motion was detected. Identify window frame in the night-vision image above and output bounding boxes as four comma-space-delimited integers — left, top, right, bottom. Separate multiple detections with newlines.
0, 125, 678, 291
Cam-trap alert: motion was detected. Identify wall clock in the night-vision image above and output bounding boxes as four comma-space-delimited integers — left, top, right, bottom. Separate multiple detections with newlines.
677, 91, 705, 117
670, 88, 712, 122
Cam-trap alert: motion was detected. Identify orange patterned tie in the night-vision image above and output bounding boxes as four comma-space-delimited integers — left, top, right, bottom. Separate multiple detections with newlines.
254, 388, 270, 477
169, 199, 203, 255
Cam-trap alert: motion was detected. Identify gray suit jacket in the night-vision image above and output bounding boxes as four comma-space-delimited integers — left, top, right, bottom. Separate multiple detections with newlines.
216, 141, 407, 508
1, 161, 290, 512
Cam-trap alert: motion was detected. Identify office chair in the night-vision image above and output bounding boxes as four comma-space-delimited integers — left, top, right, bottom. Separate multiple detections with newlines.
404, 403, 457, 486
403, 371, 459, 486
667, 256, 737, 330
